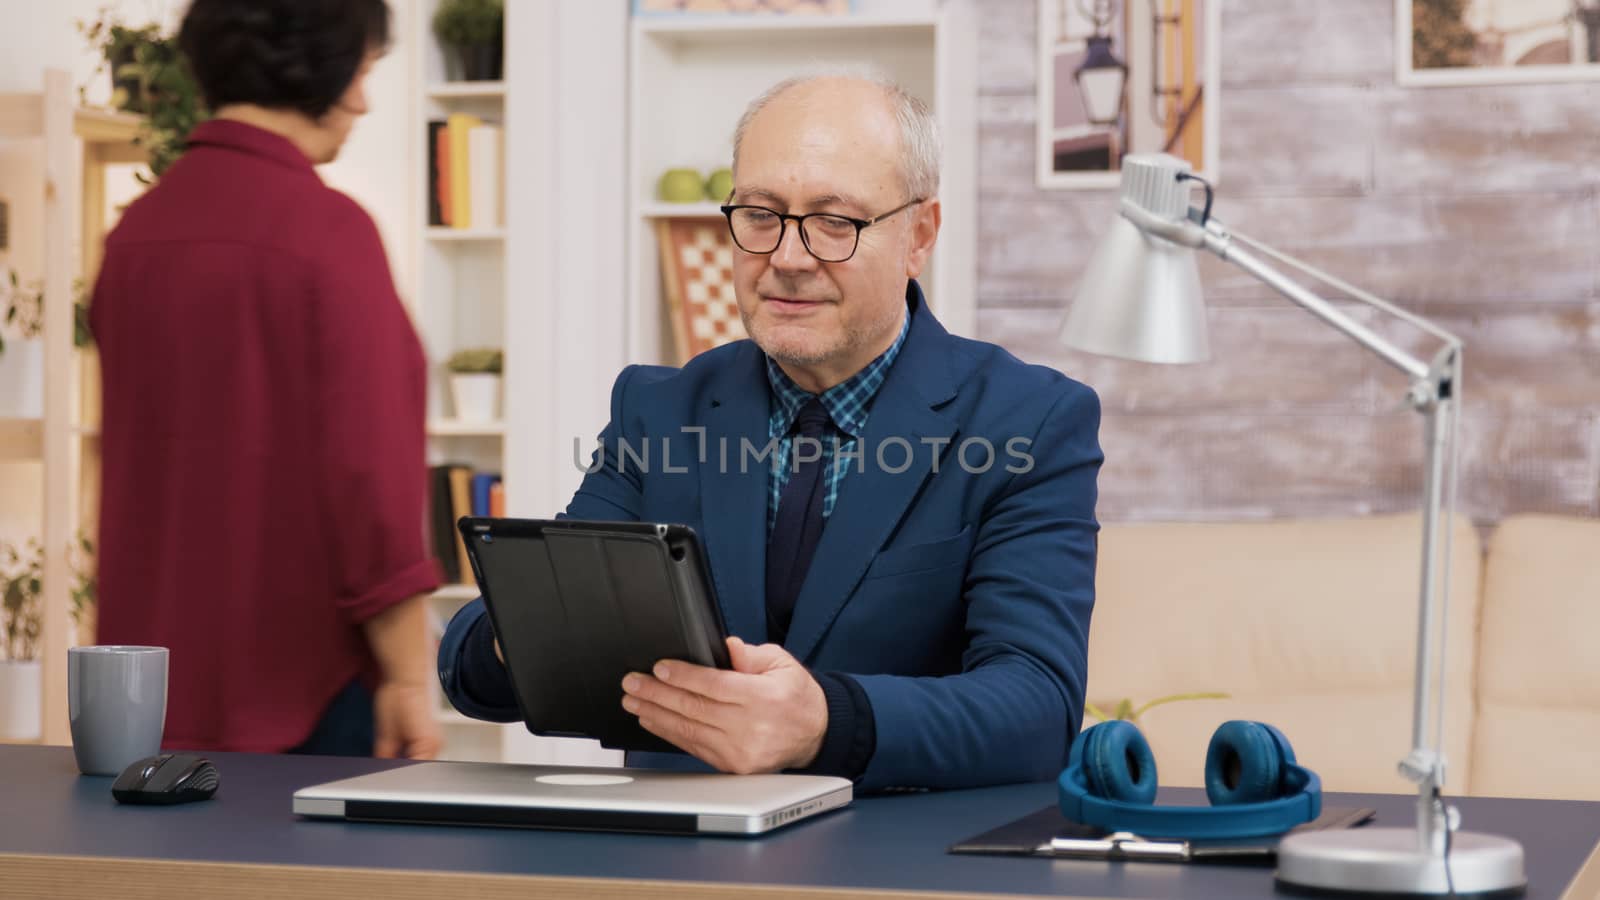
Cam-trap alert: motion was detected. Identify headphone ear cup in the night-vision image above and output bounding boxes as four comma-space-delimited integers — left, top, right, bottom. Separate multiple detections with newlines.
1083, 720, 1159, 805
1205, 720, 1287, 806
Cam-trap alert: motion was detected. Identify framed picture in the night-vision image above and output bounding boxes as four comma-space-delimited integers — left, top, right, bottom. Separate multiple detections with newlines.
1399, 0, 1600, 86
655, 218, 748, 364
633, 0, 852, 14
1036, 0, 1220, 190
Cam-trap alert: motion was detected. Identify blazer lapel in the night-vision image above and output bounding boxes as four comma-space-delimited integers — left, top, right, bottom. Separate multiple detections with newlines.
697, 343, 771, 644
783, 285, 961, 663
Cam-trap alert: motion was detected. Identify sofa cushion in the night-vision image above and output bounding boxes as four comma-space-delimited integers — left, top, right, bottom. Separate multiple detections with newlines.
1472, 514, 1600, 800
1085, 512, 1482, 795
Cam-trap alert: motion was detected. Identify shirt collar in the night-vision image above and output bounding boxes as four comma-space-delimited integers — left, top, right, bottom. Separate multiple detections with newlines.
765, 304, 911, 439
185, 119, 319, 176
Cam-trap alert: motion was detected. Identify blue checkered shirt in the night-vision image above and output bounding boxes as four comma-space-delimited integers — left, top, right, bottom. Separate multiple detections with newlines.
764, 312, 911, 535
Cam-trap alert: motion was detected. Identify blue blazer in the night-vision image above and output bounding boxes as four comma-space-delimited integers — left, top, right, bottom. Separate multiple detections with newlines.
439, 283, 1102, 791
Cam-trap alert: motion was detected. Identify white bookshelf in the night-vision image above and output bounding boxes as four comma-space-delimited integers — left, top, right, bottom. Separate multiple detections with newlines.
413, 0, 508, 763
410, 0, 624, 769
625, 0, 978, 366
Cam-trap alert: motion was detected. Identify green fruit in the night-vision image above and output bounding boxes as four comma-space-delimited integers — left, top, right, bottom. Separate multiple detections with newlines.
705, 167, 734, 203
657, 168, 706, 203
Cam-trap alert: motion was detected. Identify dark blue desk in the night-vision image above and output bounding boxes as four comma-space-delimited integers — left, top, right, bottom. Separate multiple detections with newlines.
1, 745, 1596, 899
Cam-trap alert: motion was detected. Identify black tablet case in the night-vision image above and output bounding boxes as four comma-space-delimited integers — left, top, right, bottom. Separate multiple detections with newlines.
459, 518, 731, 754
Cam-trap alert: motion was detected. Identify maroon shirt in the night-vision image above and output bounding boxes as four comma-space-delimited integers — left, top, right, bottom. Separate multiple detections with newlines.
91, 120, 440, 752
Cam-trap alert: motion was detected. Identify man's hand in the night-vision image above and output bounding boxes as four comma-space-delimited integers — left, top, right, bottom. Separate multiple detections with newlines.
620, 636, 828, 774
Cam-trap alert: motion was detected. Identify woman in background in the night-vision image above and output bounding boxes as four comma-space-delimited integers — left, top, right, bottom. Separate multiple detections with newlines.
90, 0, 442, 759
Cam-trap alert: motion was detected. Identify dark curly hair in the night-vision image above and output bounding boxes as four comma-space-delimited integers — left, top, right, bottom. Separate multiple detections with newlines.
178, 0, 391, 119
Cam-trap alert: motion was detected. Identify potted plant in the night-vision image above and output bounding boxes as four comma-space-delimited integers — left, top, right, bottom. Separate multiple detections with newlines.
78, 10, 207, 181
78, 13, 163, 114
0, 538, 44, 741
446, 347, 503, 422
0, 267, 45, 418
1, 270, 94, 360
433, 0, 505, 81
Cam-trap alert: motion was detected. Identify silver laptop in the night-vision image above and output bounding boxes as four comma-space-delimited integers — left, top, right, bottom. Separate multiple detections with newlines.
293, 761, 852, 836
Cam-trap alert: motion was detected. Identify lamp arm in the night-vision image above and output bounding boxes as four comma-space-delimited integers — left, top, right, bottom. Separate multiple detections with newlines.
1120, 195, 1467, 856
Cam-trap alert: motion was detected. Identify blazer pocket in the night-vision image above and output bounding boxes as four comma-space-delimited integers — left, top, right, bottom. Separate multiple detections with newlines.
863, 525, 975, 581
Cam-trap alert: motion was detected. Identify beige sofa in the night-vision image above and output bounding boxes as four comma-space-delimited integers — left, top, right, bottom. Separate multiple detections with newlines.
1084, 512, 1600, 801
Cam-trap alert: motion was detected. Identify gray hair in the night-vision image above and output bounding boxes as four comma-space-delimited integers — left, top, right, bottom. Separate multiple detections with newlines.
730, 69, 941, 201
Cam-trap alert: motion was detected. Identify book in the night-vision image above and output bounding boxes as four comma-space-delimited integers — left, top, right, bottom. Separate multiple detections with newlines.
489, 480, 505, 517
470, 472, 501, 517
426, 120, 446, 227
428, 465, 461, 583
446, 113, 482, 228
466, 123, 503, 229
448, 465, 475, 584
435, 124, 452, 227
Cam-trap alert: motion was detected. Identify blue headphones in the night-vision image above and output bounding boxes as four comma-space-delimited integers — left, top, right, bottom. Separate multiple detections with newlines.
1058, 719, 1322, 839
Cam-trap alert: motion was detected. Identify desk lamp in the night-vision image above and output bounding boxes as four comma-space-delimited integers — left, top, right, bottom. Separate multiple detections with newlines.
1059, 153, 1525, 896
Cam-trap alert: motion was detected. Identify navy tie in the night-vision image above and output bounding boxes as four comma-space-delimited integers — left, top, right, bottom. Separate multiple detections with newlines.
766, 398, 833, 646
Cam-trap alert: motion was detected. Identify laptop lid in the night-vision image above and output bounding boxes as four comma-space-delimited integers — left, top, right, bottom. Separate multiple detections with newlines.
293, 762, 852, 836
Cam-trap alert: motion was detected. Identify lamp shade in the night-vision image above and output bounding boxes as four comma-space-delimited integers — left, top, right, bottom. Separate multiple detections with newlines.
1059, 154, 1210, 364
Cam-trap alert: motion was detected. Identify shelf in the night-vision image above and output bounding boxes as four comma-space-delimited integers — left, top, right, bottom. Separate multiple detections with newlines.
74, 107, 143, 144
633, 13, 938, 39
426, 81, 507, 100
640, 202, 724, 219
0, 417, 43, 462
427, 418, 505, 437
0, 100, 145, 158
426, 227, 506, 242
72, 425, 100, 439
432, 583, 480, 603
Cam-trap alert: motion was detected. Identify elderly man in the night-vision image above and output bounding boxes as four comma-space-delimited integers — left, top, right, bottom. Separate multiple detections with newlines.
438, 74, 1102, 791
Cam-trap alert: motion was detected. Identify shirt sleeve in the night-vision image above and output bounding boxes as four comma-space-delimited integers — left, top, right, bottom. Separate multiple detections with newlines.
312, 198, 442, 624
799, 671, 877, 781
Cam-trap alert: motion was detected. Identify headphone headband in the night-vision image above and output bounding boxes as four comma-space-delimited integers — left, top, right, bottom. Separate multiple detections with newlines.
1058, 761, 1322, 840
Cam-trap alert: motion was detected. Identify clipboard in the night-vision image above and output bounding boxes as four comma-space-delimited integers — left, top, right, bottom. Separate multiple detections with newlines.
949, 804, 1376, 863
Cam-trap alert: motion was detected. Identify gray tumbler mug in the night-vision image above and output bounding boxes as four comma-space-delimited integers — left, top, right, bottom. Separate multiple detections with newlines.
68, 646, 169, 776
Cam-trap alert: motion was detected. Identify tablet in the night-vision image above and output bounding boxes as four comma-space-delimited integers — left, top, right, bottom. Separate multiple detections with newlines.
457, 518, 731, 753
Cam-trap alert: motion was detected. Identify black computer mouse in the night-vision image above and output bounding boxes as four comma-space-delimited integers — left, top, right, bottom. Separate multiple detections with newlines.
111, 753, 220, 805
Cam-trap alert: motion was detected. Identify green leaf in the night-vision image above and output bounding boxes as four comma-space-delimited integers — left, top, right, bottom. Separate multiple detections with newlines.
1114, 698, 1135, 721
1084, 702, 1109, 723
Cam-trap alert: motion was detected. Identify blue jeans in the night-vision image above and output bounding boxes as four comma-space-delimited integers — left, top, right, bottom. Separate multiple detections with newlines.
287, 679, 374, 757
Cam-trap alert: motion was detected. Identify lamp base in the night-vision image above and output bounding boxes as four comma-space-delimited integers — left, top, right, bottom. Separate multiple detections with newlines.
1275, 827, 1525, 898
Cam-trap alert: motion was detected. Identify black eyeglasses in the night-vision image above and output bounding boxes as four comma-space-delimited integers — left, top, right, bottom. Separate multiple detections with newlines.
719, 198, 924, 263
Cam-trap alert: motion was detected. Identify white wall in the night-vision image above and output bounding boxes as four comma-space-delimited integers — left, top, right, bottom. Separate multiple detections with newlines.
0, 0, 418, 539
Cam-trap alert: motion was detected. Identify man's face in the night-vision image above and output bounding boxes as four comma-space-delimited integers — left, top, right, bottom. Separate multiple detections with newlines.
729, 79, 939, 389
